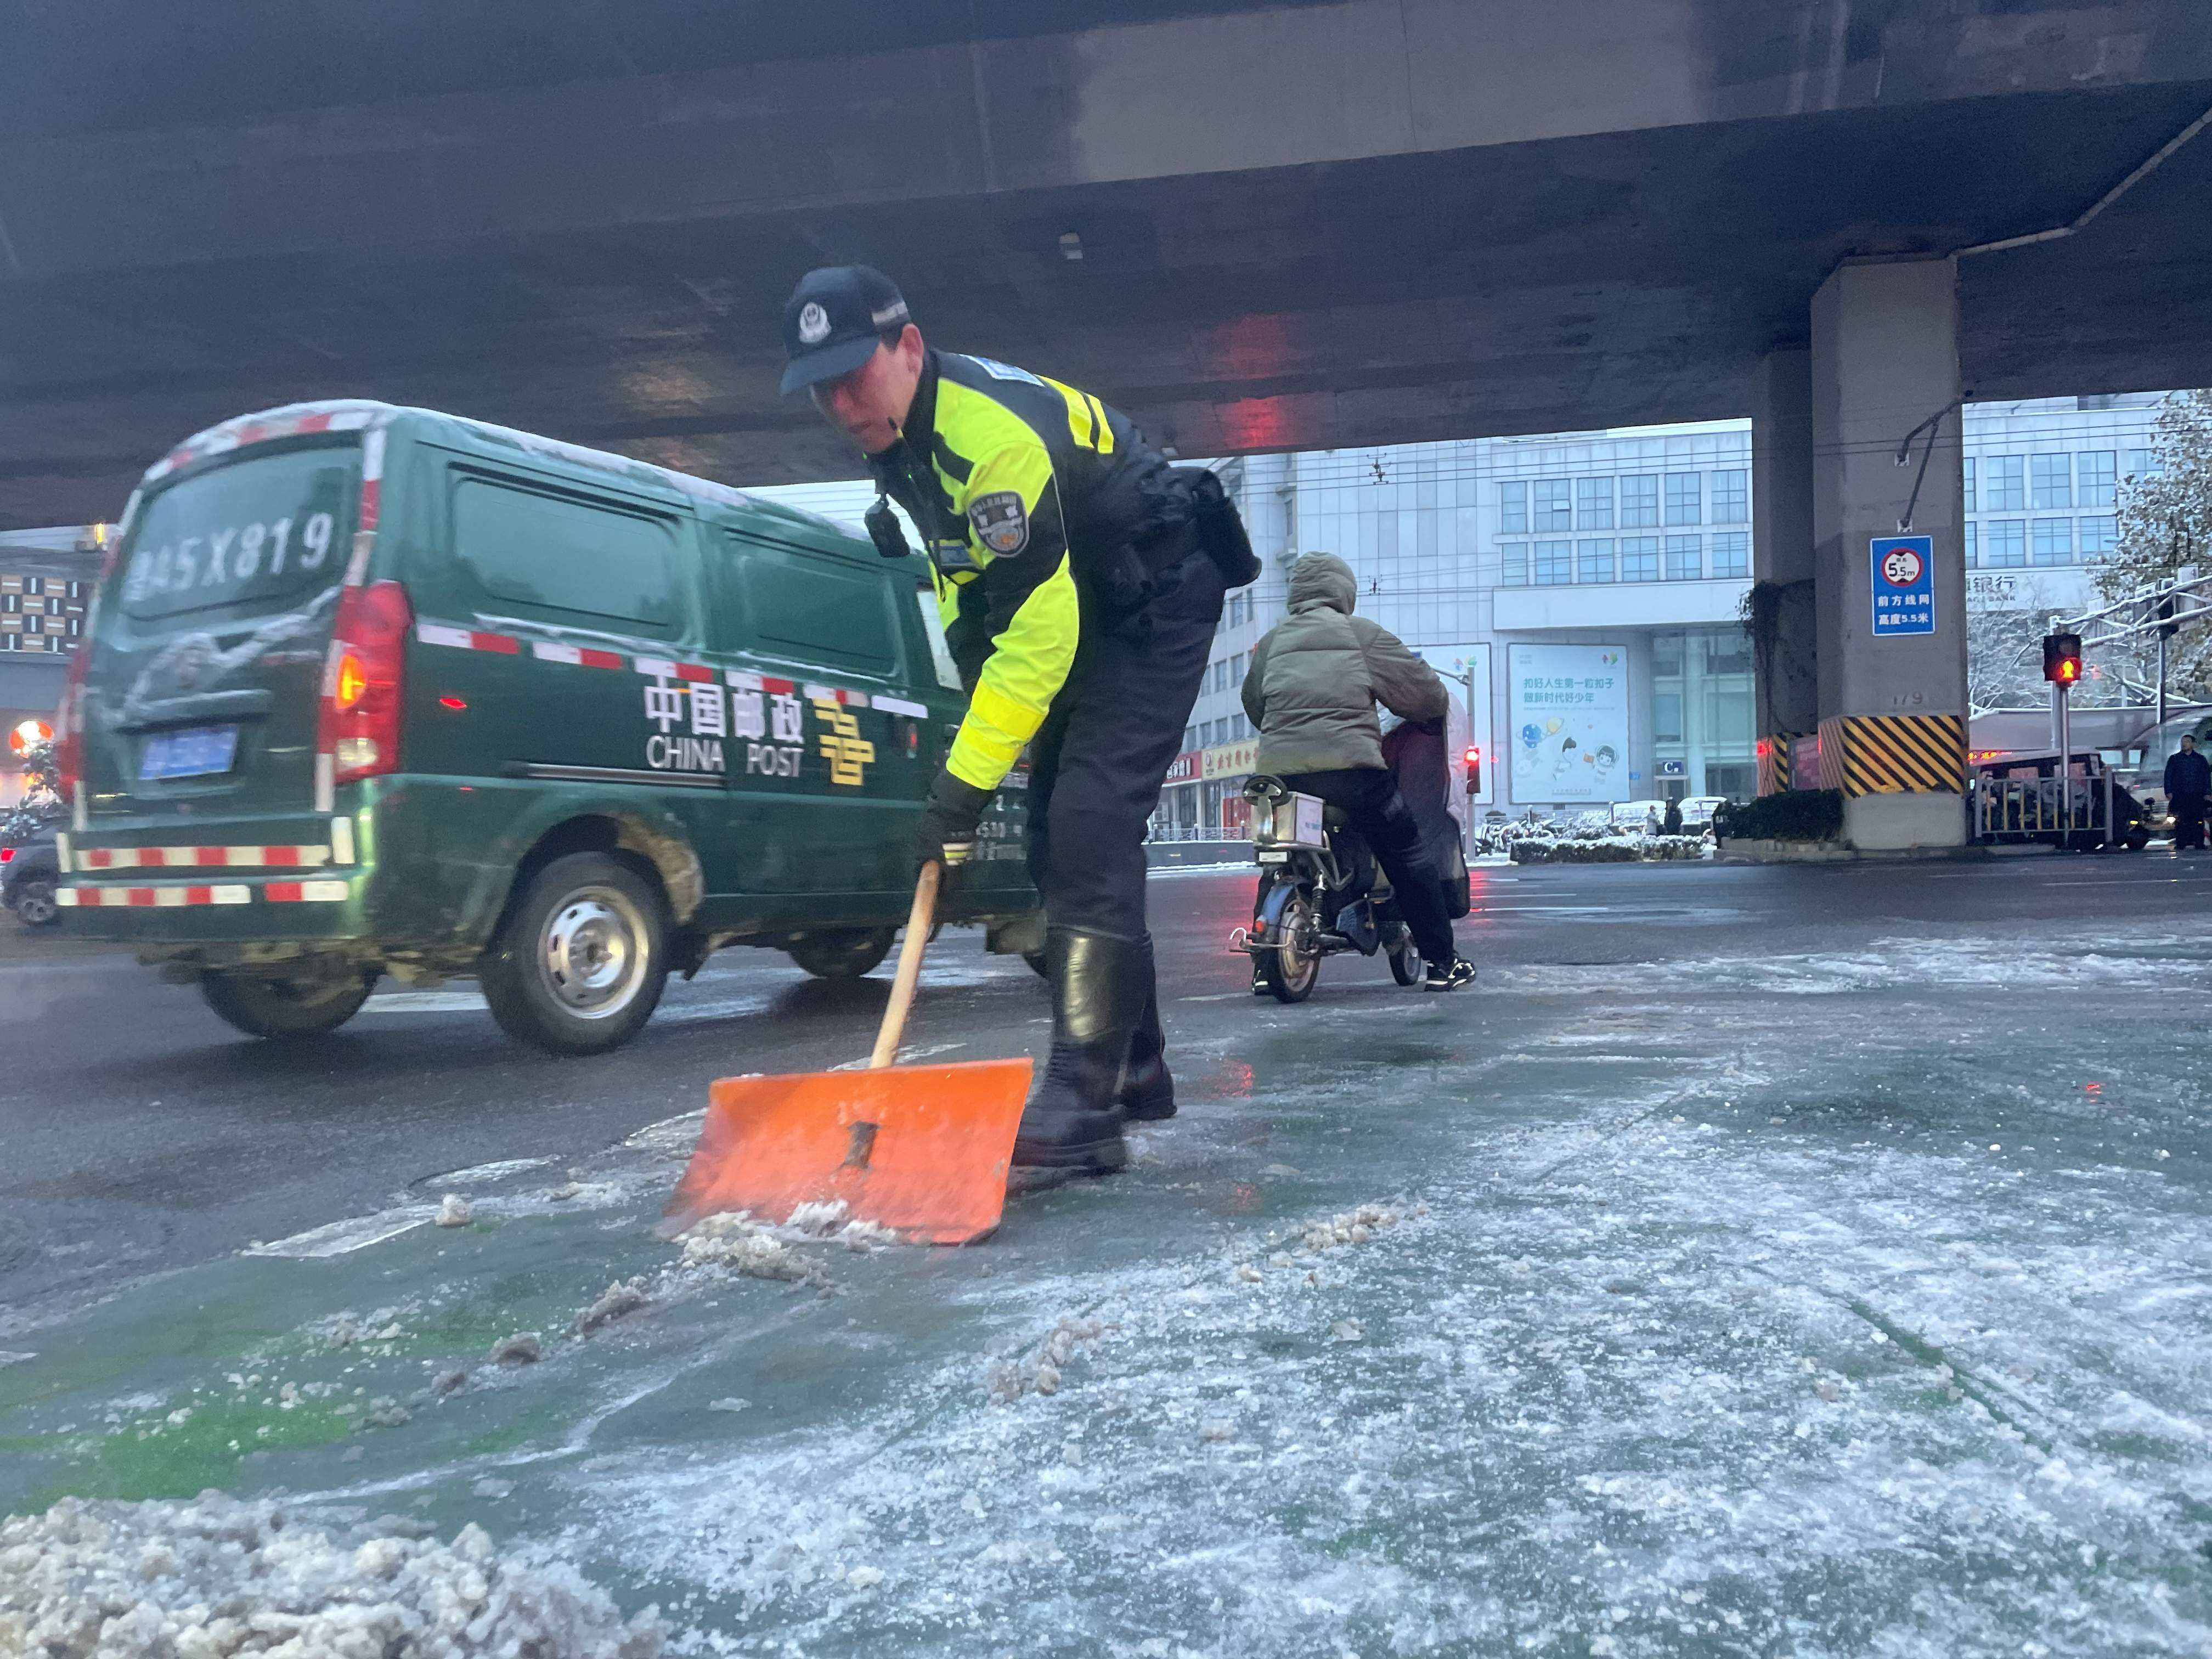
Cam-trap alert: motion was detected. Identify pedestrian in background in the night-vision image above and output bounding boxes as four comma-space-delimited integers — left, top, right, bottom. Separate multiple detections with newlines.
2164, 733, 2209, 852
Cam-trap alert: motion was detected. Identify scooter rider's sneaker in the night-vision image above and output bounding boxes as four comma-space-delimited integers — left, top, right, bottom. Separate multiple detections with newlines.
1012, 928, 1147, 1172
1118, 935, 1175, 1122
1424, 956, 1477, 992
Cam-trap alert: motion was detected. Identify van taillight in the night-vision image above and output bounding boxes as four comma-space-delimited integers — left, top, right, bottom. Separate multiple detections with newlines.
52, 643, 92, 800
319, 580, 413, 786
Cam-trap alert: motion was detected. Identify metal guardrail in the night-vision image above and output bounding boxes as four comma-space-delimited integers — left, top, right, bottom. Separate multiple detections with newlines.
1971, 774, 2114, 844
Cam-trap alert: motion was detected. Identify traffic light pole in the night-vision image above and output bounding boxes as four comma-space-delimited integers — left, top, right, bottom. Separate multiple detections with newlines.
2057, 678, 2072, 831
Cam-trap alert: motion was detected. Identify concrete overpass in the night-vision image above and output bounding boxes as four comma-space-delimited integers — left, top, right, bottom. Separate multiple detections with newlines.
3, 0, 2210, 845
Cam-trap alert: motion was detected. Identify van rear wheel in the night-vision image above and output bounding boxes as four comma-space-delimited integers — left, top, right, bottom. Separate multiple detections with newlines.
786, 928, 895, 980
481, 853, 669, 1056
202, 969, 376, 1039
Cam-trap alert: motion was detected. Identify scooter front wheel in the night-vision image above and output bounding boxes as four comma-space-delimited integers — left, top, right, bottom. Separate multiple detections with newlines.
1255, 893, 1322, 1003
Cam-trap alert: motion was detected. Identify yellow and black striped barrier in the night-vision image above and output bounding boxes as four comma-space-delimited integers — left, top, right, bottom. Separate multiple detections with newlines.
1757, 732, 1801, 796
1815, 713, 1966, 796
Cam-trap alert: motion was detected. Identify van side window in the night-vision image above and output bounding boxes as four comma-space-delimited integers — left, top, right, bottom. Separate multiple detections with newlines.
728, 535, 898, 676
453, 477, 679, 633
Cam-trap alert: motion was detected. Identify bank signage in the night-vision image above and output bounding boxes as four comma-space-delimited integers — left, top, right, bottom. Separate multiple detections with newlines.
1871, 535, 1935, 636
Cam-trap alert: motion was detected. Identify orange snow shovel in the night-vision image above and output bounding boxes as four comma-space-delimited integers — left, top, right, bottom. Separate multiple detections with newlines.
663, 862, 1034, 1246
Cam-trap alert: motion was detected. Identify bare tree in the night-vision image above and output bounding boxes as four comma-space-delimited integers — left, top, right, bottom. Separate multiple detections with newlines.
2092, 389, 2212, 701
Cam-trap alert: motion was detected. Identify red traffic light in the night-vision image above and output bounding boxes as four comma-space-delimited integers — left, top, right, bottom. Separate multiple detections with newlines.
1463, 746, 1480, 764
2042, 631, 2083, 685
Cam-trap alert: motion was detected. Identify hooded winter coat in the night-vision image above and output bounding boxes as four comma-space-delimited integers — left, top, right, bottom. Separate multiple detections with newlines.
1241, 551, 1448, 775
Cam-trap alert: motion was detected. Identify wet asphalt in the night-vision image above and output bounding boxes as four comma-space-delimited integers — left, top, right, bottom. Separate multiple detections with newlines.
6, 848, 2212, 1652
3, 848, 2206, 1335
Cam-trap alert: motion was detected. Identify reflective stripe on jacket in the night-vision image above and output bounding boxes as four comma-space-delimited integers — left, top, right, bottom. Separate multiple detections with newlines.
870, 351, 1181, 792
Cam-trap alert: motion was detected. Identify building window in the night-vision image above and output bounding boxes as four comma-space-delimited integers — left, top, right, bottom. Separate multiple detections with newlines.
1963, 522, 1977, 568
2079, 515, 2118, 556
1498, 482, 1528, 534
2032, 518, 2072, 566
1705, 630, 1753, 674
1654, 692, 1684, 743
1533, 540, 1573, 585
1500, 544, 1529, 586
1233, 714, 1250, 741
1621, 475, 1660, 529
1984, 519, 2025, 568
1232, 652, 1245, 684
1664, 533, 1702, 580
1184, 725, 1197, 751
1576, 477, 1614, 529
1963, 457, 1976, 511
2076, 451, 2116, 509
1533, 480, 1572, 531
1710, 531, 1748, 578
1578, 538, 1616, 583
1711, 469, 1747, 524
2030, 454, 2072, 510
1620, 535, 1659, 582
1664, 473, 1702, 526
2126, 448, 2160, 479
1984, 455, 2025, 511
2078, 394, 2117, 411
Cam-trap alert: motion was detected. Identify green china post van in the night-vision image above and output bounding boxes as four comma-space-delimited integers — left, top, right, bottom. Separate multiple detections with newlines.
52, 400, 1039, 1053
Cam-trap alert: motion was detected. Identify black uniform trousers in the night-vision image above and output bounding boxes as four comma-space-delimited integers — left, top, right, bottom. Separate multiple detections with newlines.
1025, 549, 1226, 939
1274, 766, 1459, 969
2174, 793, 2207, 851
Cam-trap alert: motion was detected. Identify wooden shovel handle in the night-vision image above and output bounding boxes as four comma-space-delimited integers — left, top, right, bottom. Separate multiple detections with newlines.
868, 861, 939, 1069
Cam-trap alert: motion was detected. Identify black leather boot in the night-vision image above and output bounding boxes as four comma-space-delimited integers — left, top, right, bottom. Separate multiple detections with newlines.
1118, 934, 1175, 1122
1011, 927, 1145, 1172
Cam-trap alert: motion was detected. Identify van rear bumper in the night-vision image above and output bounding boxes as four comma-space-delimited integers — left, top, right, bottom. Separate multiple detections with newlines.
56, 869, 373, 943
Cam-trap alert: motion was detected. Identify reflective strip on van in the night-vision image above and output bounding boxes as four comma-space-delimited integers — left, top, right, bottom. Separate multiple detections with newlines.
635, 657, 715, 684
416, 622, 520, 655
58, 884, 253, 908
531, 641, 625, 670
74, 844, 333, 871
265, 880, 351, 903
873, 696, 928, 719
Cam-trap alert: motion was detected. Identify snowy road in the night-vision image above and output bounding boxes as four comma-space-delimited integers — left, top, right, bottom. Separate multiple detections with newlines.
4, 855, 2211, 1654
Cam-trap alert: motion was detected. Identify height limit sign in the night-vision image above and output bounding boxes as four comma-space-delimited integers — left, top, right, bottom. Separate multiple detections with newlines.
1870, 534, 1935, 636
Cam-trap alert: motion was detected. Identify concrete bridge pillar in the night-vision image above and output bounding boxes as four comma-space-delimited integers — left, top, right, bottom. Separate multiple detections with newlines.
1809, 256, 1970, 850
1751, 347, 1817, 793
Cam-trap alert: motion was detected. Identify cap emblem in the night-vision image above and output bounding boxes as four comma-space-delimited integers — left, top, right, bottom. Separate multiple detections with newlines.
797, 302, 831, 345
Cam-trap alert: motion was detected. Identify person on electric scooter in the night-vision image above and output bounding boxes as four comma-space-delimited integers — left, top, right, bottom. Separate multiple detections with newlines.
1241, 552, 1477, 991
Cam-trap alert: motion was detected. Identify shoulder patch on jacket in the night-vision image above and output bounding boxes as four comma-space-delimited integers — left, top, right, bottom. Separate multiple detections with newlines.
968, 490, 1030, 555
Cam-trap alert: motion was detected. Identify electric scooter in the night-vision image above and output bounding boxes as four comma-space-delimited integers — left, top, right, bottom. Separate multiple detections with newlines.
1233, 775, 1421, 1003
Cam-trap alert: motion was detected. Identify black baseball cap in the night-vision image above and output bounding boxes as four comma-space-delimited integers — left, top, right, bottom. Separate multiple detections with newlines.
778, 265, 912, 394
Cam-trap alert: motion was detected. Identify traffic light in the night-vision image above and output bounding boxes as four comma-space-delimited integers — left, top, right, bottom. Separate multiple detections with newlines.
2042, 632, 2083, 685
1463, 744, 1482, 794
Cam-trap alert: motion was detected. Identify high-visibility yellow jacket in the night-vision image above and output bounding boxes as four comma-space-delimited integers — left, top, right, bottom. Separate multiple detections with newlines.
868, 350, 1184, 793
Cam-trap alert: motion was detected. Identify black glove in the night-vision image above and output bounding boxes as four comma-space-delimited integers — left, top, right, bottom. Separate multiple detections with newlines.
915, 770, 994, 885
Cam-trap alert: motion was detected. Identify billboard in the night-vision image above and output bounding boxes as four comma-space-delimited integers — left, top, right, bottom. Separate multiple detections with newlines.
1412, 642, 1494, 813
1508, 644, 1629, 804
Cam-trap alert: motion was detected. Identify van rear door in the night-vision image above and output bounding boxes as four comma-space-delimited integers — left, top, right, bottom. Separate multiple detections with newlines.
88, 443, 358, 822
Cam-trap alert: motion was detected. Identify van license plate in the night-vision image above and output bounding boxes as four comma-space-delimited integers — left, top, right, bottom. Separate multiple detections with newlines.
140, 725, 240, 781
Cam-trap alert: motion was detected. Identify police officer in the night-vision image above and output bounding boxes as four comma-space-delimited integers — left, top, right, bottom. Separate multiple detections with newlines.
780, 266, 1250, 1173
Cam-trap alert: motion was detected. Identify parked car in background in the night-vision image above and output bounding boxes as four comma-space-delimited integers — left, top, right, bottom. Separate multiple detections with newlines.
1, 812, 63, 927
1677, 794, 1730, 828
1609, 800, 1662, 832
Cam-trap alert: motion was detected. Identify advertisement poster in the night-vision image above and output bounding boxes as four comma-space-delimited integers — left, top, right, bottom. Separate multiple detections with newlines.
1508, 644, 1629, 804
1413, 643, 1493, 814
